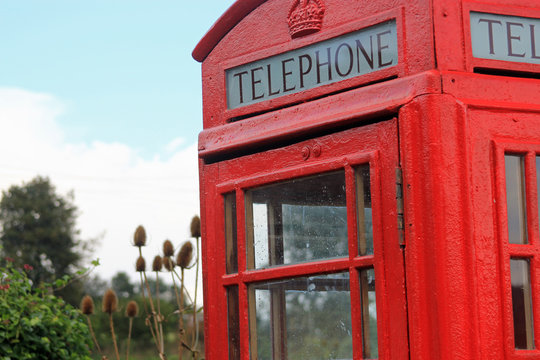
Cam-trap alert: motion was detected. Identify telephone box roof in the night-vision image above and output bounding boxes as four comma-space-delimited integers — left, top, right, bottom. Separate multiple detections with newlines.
192, 0, 266, 62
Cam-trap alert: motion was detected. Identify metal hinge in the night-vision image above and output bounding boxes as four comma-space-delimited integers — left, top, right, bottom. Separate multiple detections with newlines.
396, 167, 405, 247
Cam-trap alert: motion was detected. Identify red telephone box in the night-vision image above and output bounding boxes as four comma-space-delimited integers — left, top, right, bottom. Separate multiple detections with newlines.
193, 0, 540, 359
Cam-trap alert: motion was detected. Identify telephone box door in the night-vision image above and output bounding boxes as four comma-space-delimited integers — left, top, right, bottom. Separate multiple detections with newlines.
202, 118, 408, 360
470, 109, 540, 359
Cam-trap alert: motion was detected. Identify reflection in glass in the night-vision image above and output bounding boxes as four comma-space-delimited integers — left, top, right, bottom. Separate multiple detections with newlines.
227, 286, 240, 359
360, 269, 378, 358
505, 155, 528, 244
225, 193, 238, 273
511, 259, 535, 349
246, 171, 347, 269
356, 165, 373, 256
250, 273, 352, 360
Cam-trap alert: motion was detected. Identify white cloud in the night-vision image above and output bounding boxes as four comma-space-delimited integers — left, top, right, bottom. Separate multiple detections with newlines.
0, 87, 202, 301
165, 136, 185, 153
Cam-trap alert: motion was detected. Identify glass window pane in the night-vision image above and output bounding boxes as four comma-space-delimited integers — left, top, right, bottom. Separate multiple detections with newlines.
225, 193, 238, 273
356, 165, 373, 256
505, 155, 528, 244
360, 269, 378, 359
250, 273, 352, 360
227, 286, 240, 359
511, 259, 535, 349
246, 171, 348, 269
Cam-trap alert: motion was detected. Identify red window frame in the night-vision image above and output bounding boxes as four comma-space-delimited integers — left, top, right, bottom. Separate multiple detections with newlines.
209, 119, 407, 360
462, 2, 540, 76
494, 141, 540, 358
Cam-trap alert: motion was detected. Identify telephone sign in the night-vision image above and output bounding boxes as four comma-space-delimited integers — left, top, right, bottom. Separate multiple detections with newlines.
226, 20, 398, 109
470, 12, 540, 64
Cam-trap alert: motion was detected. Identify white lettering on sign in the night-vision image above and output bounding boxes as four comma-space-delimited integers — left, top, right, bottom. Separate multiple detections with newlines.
470, 12, 540, 64
226, 20, 398, 110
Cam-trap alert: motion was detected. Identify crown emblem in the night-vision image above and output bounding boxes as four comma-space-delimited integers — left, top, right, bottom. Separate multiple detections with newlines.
288, 0, 325, 38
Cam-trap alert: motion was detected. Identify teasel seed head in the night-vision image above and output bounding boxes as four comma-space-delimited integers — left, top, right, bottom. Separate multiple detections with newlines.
152, 255, 162, 272
136, 256, 146, 272
163, 256, 174, 271
176, 241, 193, 269
80, 295, 94, 315
133, 225, 146, 247
163, 239, 174, 257
190, 215, 201, 238
125, 300, 139, 318
102, 289, 118, 314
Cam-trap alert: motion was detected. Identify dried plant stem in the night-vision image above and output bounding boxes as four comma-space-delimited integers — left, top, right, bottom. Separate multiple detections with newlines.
139, 273, 149, 315
156, 272, 161, 314
146, 314, 159, 353
180, 268, 186, 360
180, 340, 199, 357
139, 272, 162, 353
172, 270, 194, 304
139, 248, 163, 355
170, 270, 184, 360
109, 313, 120, 360
192, 236, 200, 349
85, 316, 101, 354
126, 317, 133, 360
156, 272, 165, 354
143, 271, 163, 352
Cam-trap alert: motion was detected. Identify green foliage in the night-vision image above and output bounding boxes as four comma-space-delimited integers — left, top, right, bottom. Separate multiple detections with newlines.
89, 295, 179, 357
0, 176, 88, 305
0, 259, 92, 359
84, 272, 203, 359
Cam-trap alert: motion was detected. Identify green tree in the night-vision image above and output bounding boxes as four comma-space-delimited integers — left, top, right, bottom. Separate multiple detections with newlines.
0, 176, 85, 301
111, 271, 135, 299
83, 275, 109, 299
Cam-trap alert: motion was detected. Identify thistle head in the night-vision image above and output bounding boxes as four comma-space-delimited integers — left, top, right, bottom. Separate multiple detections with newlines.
163, 240, 174, 257
126, 300, 139, 318
136, 256, 146, 272
190, 215, 201, 238
80, 295, 94, 315
133, 225, 147, 247
152, 255, 162, 272
176, 241, 193, 269
163, 256, 174, 271
102, 289, 118, 314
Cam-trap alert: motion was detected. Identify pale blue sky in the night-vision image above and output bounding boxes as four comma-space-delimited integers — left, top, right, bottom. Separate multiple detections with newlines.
0, 1, 235, 283
0, 0, 234, 158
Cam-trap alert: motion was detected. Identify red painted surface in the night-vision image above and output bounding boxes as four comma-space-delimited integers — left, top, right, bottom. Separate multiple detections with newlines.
195, 0, 540, 359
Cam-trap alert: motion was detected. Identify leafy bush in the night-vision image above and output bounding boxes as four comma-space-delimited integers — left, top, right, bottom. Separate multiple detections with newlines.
0, 259, 92, 359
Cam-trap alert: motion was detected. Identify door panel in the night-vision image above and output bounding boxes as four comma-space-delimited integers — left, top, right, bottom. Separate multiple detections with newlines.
470, 110, 540, 359
205, 119, 408, 359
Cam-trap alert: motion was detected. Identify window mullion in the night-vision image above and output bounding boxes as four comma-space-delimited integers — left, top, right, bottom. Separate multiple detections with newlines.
527, 152, 540, 351
525, 152, 539, 247
237, 190, 251, 360
503, 149, 540, 353
349, 267, 365, 360
241, 190, 251, 272
345, 166, 359, 259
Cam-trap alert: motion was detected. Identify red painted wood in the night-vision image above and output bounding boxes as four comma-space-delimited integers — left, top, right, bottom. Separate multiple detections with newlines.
192, 0, 266, 62
195, 0, 434, 128
196, 1, 540, 359
201, 120, 407, 359
470, 113, 540, 359
400, 94, 480, 360
198, 70, 441, 158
